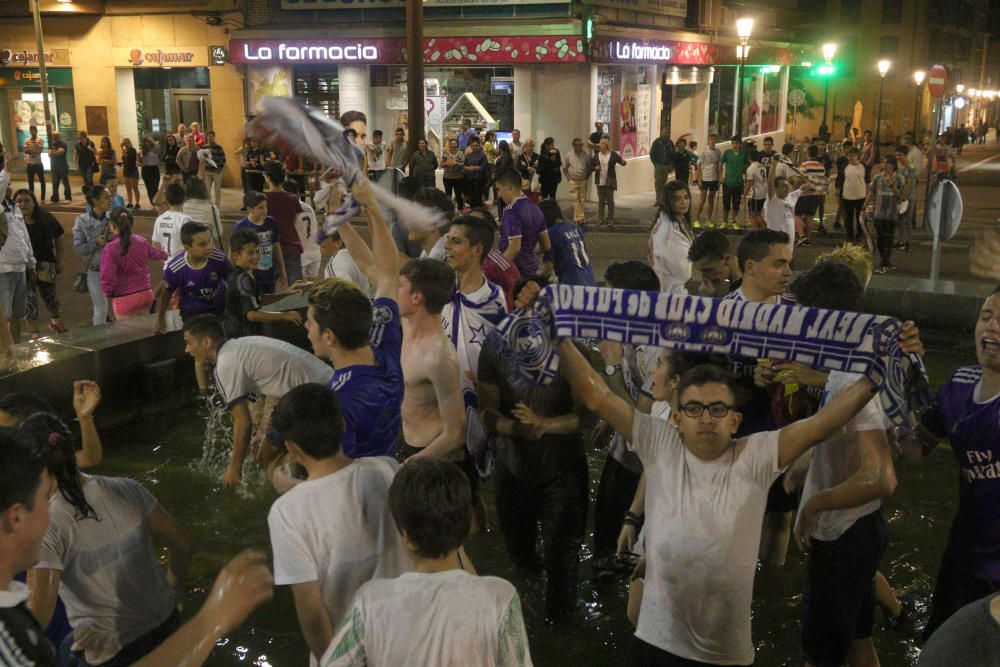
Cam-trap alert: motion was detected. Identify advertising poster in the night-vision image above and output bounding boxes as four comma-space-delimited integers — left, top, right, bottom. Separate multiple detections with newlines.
635, 84, 651, 156
425, 95, 446, 157
620, 81, 638, 158
13, 96, 55, 150
248, 66, 293, 113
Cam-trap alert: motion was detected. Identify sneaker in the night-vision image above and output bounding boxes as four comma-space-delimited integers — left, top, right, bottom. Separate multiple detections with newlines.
703, 220, 715, 229
49, 319, 68, 334
731, 222, 743, 232
817, 226, 828, 235
893, 241, 905, 249
692, 220, 702, 229
885, 263, 896, 272
795, 236, 810, 247
904, 244, 913, 253
50, 198, 59, 204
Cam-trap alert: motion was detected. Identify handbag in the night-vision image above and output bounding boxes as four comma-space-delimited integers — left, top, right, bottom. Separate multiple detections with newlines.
36, 261, 57, 284
73, 271, 89, 293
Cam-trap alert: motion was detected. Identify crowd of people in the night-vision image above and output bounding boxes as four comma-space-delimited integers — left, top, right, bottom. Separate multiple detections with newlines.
0, 108, 998, 667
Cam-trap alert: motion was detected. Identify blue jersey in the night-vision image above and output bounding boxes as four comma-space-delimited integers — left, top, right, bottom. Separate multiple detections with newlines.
546, 221, 596, 286
921, 365, 1000, 580
163, 249, 231, 315
500, 197, 546, 276
233, 216, 281, 288
326, 297, 404, 458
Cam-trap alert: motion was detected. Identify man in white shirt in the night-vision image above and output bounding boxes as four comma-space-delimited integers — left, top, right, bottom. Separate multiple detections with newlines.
839, 148, 869, 244
789, 261, 897, 667
695, 134, 722, 226
409, 188, 454, 261
764, 160, 802, 252
268, 383, 410, 665
284, 179, 322, 281
516, 276, 881, 665
321, 459, 531, 666
323, 230, 370, 294
182, 316, 333, 487
151, 181, 193, 258
509, 129, 524, 159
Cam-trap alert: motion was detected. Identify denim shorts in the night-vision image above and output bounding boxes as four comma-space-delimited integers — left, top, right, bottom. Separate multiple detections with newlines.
0, 271, 27, 319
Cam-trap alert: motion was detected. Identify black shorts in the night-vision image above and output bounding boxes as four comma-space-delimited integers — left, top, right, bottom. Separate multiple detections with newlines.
765, 473, 798, 513
801, 510, 887, 665
794, 197, 822, 217
397, 441, 480, 501
701, 180, 720, 192
626, 635, 751, 666
748, 197, 765, 213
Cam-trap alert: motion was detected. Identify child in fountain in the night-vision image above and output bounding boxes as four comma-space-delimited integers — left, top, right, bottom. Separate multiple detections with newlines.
224, 227, 302, 338
321, 458, 532, 667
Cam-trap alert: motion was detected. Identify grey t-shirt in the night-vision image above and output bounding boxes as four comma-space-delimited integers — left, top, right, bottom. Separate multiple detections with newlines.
918, 594, 1000, 666
214, 336, 334, 406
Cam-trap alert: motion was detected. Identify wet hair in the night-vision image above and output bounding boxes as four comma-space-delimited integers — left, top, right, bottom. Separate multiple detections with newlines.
676, 364, 740, 407
243, 190, 267, 210
230, 227, 260, 254
414, 188, 456, 224
183, 313, 226, 342
282, 179, 300, 195
0, 427, 46, 513
538, 198, 563, 228
340, 110, 367, 127
791, 260, 864, 312
272, 384, 344, 460
308, 277, 373, 350
263, 159, 286, 185
18, 413, 96, 520
494, 168, 522, 191
109, 207, 134, 256
180, 221, 210, 246
398, 176, 422, 201
0, 392, 53, 423
399, 258, 456, 315
185, 176, 209, 201
447, 214, 495, 261
687, 229, 732, 263
389, 458, 471, 559
603, 260, 660, 292
164, 181, 186, 207
815, 244, 874, 288
84, 184, 108, 209
736, 229, 790, 273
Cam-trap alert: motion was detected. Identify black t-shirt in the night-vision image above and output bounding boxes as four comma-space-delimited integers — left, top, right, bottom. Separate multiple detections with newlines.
75, 140, 95, 167
0, 598, 58, 666
478, 337, 586, 484
25, 210, 64, 263
224, 267, 263, 338
589, 131, 608, 146
49, 140, 69, 169
836, 155, 849, 190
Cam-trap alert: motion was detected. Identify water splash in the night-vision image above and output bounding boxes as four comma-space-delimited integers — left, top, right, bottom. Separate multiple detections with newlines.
192, 391, 268, 498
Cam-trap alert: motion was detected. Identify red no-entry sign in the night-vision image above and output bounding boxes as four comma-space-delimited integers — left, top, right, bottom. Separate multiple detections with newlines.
928, 64, 948, 98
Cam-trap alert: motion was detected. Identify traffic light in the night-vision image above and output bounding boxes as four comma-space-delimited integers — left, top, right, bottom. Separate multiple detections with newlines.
582, 7, 593, 49
812, 63, 837, 77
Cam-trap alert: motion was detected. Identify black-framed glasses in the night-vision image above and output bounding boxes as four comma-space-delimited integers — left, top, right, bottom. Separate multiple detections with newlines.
679, 402, 735, 419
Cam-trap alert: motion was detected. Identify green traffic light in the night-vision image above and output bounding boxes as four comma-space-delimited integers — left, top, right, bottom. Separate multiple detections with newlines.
811, 64, 836, 77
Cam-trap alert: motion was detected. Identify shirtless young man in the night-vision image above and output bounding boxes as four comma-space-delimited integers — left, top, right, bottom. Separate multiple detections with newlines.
396, 258, 466, 462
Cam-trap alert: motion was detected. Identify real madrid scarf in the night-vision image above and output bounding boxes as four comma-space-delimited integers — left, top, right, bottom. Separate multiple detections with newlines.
488, 284, 931, 428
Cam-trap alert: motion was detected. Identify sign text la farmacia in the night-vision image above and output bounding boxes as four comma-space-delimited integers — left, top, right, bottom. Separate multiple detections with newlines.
241, 42, 380, 63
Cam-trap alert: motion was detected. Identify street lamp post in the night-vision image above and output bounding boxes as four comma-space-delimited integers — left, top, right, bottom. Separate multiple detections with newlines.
734, 17, 753, 138
30, 0, 53, 138
820, 42, 837, 140
913, 70, 925, 140
875, 59, 891, 163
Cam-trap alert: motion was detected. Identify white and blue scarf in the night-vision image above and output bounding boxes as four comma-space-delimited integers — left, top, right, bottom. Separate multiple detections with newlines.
488, 284, 931, 428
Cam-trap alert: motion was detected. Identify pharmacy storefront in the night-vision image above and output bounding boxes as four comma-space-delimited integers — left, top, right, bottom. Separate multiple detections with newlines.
232, 34, 587, 156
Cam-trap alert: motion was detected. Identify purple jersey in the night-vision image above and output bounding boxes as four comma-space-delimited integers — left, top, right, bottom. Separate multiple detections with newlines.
545, 221, 595, 286
921, 365, 1000, 580
163, 249, 232, 315
500, 196, 546, 276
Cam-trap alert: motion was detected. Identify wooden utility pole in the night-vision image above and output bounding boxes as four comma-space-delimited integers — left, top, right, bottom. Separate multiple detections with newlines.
406, 0, 424, 154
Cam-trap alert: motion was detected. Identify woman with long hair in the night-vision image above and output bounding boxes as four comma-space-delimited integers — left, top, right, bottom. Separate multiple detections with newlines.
99, 207, 167, 320
72, 184, 113, 325
182, 176, 224, 250
138, 136, 161, 208
162, 133, 181, 182
13, 189, 68, 335
649, 179, 695, 294
537, 136, 562, 200
24, 411, 194, 667
97, 136, 117, 186
120, 138, 140, 209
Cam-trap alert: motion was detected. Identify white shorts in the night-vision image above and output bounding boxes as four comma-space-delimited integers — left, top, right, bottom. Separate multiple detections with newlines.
301, 251, 322, 281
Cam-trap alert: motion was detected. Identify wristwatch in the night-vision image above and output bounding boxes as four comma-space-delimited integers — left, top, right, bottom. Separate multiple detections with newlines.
604, 364, 622, 377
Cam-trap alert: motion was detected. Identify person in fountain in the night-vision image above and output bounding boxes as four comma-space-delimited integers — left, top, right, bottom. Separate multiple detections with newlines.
321, 458, 532, 666
513, 278, 883, 666
181, 314, 333, 487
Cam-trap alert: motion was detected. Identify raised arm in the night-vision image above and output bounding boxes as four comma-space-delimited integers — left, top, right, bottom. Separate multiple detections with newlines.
72, 380, 103, 468
777, 376, 878, 468
336, 222, 378, 286
351, 178, 398, 299
558, 337, 635, 443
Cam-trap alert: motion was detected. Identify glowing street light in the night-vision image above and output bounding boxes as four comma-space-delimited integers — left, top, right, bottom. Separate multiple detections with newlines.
875, 59, 891, 161
913, 70, 926, 138
819, 43, 838, 138
734, 17, 754, 137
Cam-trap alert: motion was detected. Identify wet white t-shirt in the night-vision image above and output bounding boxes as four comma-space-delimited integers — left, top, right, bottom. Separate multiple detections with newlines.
746, 161, 768, 200
797, 370, 888, 541
36, 476, 175, 665
648, 212, 692, 295
628, 412, 785, 665
764, 188, 801, 250
295, 201, 322, 257
151, 210, 193, 258
321, 570, 532, 667
269, 457, 411, 666
214, 336, 333, 407
324, 248, 370, 295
